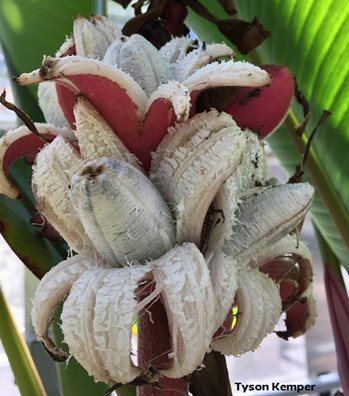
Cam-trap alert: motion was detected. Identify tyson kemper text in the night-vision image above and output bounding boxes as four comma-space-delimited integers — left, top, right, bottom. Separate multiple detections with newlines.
235, 382, 316, 393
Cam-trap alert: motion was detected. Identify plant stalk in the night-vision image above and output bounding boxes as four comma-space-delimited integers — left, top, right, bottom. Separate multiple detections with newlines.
0, 285, 46, 396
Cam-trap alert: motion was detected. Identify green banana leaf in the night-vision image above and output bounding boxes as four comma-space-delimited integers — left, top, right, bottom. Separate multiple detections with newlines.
0, 0, 97, 117
187, 0, 349, 271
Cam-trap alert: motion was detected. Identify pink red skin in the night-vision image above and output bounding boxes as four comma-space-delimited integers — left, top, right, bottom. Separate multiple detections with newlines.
55, 65, 294, 168
2, 44, 77, 180
2, 133, 80, 180
61, 45, 76, 57
260, 255, 312, 307
56, 76, 177, 171
224, 65, 294, 138
215, 252, 313, 340
276, 300, 311, 340
260, 256, 313, 340
3, 134, 56, 175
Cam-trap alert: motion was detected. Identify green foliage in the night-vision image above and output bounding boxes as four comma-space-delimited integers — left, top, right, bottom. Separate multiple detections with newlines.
0, 286, 46, 396
2, 159, 65, 278
0, 0, 98, 118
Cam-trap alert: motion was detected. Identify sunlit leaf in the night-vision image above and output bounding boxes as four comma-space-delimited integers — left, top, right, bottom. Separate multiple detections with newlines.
0, 0, 98, 118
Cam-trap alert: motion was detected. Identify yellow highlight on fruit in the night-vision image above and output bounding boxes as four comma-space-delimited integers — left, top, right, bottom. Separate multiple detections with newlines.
132, 318, 138, 336
231, 305, 239, 330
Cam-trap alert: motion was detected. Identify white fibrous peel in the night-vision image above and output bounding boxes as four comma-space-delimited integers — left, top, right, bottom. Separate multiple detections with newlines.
37, 82, 70, 128
205, 249, 238, 329
172, 42, 234, 82
61, 265, 151, 384
103, 34, 172, 96
150, 243, 216, 378
32, 136, 95, 255
0, 17, 317, 387
31, 256, 95, 361
146, 81, 190, 122
211, 268, 282, 356
159, 37, 197, 67
256, 234, 312, 268
150, 110, 247, 246
183, 61, 271, 93
207, 130, 267, 253
224, 183, 314, 261
73, 15, 121, 59
70, 157, 175, 266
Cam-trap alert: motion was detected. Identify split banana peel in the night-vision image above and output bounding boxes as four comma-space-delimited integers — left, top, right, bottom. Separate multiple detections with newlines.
0, 15, 314, 387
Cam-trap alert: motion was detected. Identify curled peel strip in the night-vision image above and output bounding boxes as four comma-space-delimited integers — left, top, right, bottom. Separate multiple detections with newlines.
173, 42, 235, 82
55, 36, 76, 58
31, 255, 95, 362
207, 130, 267, 253
257, 234, 312, 268
15, 56, 190, 170
183, 61, 271, 93
32, 136, 94, 255
256, 234, 316, 339
211, 268, 281, 356
205, 249, 238, 329
151, 243, 216, 378
150, 110, 247, 246
257, 234, 313, 305
224, 183, 314, 261
15, 56, 148, 117
146, 81, 190, 123
61, 265, 151, 384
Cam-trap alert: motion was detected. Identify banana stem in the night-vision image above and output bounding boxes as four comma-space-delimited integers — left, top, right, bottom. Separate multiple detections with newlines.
137, 287, 189, 396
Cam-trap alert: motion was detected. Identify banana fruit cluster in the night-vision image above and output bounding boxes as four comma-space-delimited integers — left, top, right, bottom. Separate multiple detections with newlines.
0, 15, 316, 387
